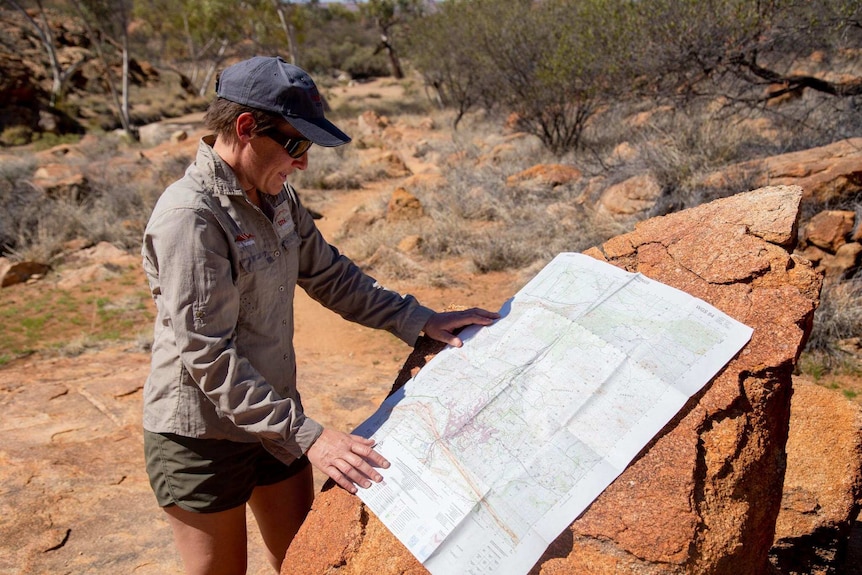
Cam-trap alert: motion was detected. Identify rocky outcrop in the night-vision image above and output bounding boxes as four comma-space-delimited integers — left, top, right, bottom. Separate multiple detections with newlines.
282, 185, 823, 574
699, 138, 862, 204
0, 6, 180, 139
797, 209, 862, 284
769, 381, 862, 575
0, 258, 50, 287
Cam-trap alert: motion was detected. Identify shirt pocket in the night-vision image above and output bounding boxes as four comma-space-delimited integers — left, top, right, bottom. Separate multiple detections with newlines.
236, 244, 275, 317
238, 246, 271, 274
280, 229, 300, 252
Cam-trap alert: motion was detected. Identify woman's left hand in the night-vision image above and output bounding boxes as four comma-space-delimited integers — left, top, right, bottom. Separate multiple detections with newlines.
422, 307, 500, 348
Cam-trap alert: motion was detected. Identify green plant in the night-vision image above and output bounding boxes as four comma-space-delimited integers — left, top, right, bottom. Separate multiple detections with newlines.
30, 132, 83, 151
0, 125, 34, 147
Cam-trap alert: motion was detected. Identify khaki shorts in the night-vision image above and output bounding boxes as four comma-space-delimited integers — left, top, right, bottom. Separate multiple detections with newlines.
144, 430, 310, 513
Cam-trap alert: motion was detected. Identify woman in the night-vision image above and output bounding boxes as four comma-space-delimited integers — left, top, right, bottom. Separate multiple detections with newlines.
140, 56, 498, 575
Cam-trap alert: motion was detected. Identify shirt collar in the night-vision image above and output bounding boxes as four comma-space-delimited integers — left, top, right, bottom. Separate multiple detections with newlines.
198, 135, 246, 197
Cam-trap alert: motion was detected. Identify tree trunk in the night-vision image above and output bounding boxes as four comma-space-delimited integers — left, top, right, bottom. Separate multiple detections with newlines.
6, 0, 63, 107
274, 0, 301, 66
199, 38, 229, 98
381, 34, 404, 79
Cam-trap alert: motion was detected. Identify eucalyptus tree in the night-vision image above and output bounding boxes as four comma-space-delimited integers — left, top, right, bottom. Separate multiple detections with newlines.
3, 0, 85, 108
405, 0, 491, 126
70, 0, 137, 139
134, 0, 262, 97
136, 0, 310, 95
361, 0, 427, 79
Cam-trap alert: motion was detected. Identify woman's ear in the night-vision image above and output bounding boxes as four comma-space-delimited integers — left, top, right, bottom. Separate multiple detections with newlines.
235, 112, 257, 143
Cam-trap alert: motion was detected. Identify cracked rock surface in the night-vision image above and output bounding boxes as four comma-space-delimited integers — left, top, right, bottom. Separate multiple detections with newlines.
283, 185, 825, 575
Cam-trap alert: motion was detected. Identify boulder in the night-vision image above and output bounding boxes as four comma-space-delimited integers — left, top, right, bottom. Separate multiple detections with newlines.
137, 121, 197, 147
700, 138, 862, 204
357, 110, 390, 137
54, 241, 140, 289
386, 187, 424, 222
32, 163, 90, 202
768, 381, 862, 575
0, 259, 50, 287
506, 164, 583, 188
283, 185, 822, 574
597, 172, 663, 219
802, 210, 856, 252
819, 242, 862, 284
363, 150, 413, 180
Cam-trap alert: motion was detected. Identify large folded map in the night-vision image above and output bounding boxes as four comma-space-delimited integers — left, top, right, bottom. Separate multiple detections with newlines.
355, 253, 753, 575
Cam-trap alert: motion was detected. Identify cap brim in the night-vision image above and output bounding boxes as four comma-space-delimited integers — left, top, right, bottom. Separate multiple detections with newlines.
285, 116, 351, 147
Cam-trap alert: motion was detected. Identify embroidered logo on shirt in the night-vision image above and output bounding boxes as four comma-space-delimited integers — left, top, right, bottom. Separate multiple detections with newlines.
273, 204, 295, 237
235, 232, 256, 248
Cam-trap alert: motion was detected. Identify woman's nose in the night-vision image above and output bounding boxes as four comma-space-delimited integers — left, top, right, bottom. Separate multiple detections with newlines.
291, 151, 308, 170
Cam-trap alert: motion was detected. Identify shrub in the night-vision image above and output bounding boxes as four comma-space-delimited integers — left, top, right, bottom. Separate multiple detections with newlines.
0, 126, 33, 147
806, 278, 862, 353
0, 133, 179, 261
635, 108, 765, 214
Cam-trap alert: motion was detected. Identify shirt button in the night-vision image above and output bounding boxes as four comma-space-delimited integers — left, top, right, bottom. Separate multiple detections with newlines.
282, 319, 287, 325
278, 285, 285, 292
273, 250, 280, 257
283, 354, 289, 361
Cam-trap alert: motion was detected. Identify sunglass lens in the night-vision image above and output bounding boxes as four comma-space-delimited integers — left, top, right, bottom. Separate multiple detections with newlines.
286, 139, 312, 158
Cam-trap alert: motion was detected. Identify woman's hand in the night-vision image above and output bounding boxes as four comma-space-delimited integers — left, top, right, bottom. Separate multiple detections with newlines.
306, 428, 390, 494
422, 307, 500, 348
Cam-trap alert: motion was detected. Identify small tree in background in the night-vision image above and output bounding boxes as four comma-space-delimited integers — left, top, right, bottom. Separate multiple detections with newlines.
3, 0, 87, 108
134, 0, 273, 97
70, 0, 137, 139
625, 0, 862, 103
361, 0, 426, 79
409, 0, 633, 153
406, 0, 493, 127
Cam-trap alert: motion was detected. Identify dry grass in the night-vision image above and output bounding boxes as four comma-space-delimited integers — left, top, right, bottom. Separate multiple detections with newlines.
803, 278, 862, 360
3, 75, 862, 371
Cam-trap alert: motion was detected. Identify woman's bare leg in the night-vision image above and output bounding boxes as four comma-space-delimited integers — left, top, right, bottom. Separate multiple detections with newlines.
248, 464, 314, 572
163, 503, 248, 575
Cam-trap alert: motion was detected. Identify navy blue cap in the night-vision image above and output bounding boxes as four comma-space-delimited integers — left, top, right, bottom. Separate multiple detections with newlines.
216, 56, 351, 147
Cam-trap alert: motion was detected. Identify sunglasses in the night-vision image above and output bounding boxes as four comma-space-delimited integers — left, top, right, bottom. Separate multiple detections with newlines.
262, 129, 313, 159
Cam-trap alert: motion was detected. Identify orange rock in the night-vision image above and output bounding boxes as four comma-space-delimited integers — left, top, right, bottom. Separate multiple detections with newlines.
386, 187, 424, 222
803, 210, 855, 252
283, 186, 823, 574
0, 259, 50, 287
700, 137, 862, 204
769, 381, 862, 573
505, 163, 582, 187
597, 173, 662, 218
32, 163, 90, 202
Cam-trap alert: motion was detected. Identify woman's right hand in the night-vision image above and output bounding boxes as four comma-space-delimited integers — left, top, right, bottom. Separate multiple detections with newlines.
305, 428, 390, 494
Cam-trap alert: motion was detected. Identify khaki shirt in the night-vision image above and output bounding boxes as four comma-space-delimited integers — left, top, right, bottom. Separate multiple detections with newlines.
141, 136, 433, 463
